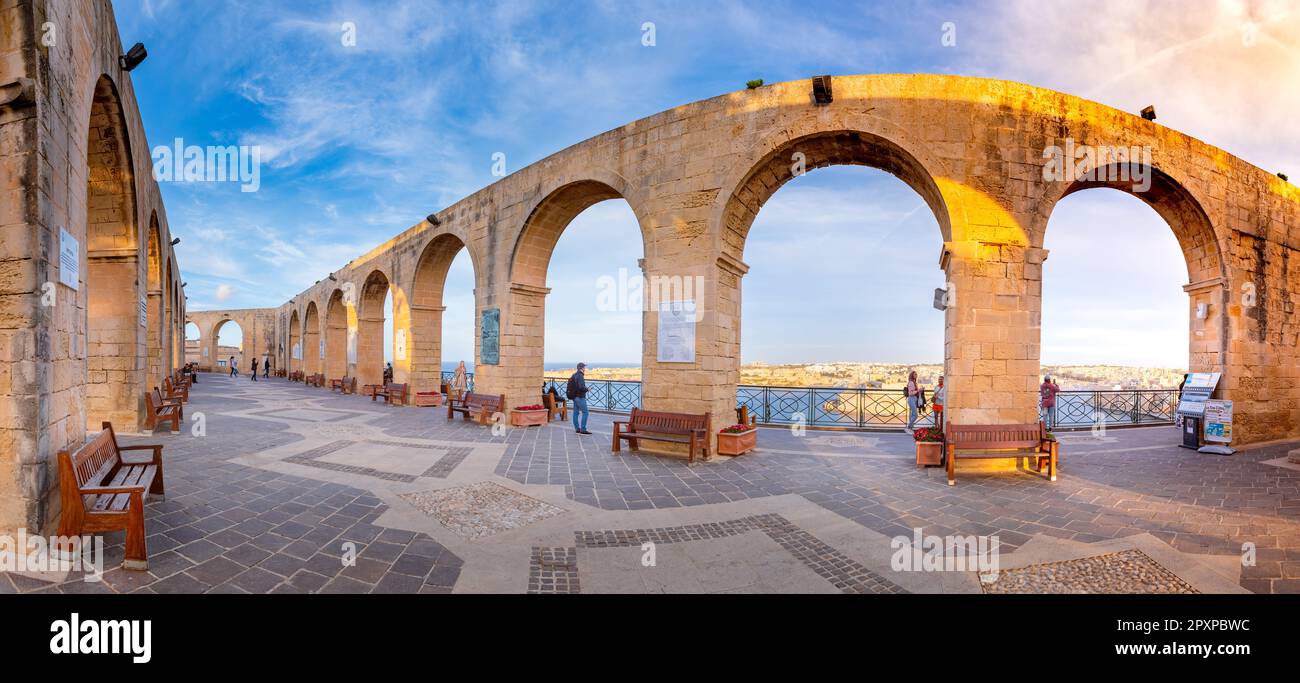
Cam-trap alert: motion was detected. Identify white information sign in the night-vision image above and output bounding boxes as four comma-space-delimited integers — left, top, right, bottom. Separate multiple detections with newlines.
1203, 399, 1233, 443
346, 328, 358, 364
59, 227, 79, 290
395, 329, 407, 361
292, 342, 301, 361
656, 300, 696, 363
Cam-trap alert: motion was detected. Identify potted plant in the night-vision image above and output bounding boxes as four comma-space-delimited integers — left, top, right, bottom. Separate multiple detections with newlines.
414, 390, 444, 407
914, 426, 944, 467
717, 423, 758, 456
510, 404, 548, 427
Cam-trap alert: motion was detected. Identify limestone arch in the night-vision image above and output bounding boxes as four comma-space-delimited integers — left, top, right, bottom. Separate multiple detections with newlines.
302, 302, 321, 375
407, 232, 476, 391
287, 310, 301, 373
1037, 162, 1229, 373
324, 289, 350, 380
145, 213, 165, 391
357, 269, 392, 386
211, 317, 246, 372
501, 176, 647, 407
84, 74, 142, 431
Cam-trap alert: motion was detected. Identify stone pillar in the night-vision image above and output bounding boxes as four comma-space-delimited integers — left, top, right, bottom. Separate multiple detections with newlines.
408, 304, 445, 392
303, 321, 320, 375
85, 255, 143, 432
325, 312, 347, 379
941, 241, 1044, 427
390, 289, 411, 385
145, 289, 163, 391
484, 283, 548, 411
356, 312, 384, 386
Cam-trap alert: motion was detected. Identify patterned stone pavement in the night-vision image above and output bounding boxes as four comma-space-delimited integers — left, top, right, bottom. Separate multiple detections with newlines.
4, 373, 1299, 594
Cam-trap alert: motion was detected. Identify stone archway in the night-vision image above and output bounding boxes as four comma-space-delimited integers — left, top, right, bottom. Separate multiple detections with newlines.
324, 289, 350, 380
303, 302, 321, 375
287, 310, 301, 373
408, 233, 474, 392
85, 75, 143, 431
357, 270, 391, 386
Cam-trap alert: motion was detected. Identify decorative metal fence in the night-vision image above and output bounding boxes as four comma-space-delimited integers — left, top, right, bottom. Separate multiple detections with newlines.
444, 372, 1177, 431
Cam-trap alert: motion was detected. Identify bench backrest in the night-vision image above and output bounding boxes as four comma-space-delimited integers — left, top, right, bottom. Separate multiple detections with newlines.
146, 389, 164, 412
947, 422, 1043, 449
63, 422, 121, 489
385, 383, 408, 396
464, 392, 504, 411
629, 407, 711, 435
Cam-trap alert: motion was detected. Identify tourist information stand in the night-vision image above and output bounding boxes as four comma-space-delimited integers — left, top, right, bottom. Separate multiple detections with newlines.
1175, 372, 1221, 449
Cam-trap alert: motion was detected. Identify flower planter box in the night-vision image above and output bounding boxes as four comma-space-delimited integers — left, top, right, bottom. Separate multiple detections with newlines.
915, 441, 943, 467
510, 408, 549, 427
717, 428, 758, 456
414, 391, 444, 407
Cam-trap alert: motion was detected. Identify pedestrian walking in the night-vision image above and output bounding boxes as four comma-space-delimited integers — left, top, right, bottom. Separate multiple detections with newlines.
932, 376, 945, 429
229, 356, 238, 378
567, 363, 591, 434
904, 370, 921, 433
383, 362, 394, 384
263, 357, 270, 378
250, 357, 259, 381
1041, 376, 1060, 428
451, 361, 469, 401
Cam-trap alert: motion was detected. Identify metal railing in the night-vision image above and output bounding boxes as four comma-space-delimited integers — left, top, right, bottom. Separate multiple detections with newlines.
444, 372, 1177, 431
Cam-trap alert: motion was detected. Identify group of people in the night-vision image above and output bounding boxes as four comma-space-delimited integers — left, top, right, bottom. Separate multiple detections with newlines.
227, 356, 271, 380
902, 372, 1065, 432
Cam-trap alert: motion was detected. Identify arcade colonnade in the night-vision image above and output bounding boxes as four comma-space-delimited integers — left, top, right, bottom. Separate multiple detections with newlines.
1, 0, 188, 534
219, 75, 1300, 456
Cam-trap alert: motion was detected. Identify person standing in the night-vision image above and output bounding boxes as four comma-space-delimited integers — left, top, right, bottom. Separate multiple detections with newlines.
904, 370, 921, 433
229, 356, 238, 378
1040, 376, 1060, 428
383, 362, 394, 385
263, 356, 270, 378
932, 376, 945, 429
567, 363, 591, 435
250, 356, 259, 381
451, 361, 469, 401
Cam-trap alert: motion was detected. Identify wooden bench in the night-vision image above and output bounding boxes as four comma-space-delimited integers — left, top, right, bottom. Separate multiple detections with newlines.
307, 373, 326, 388
144, 388, 182, 433
944, 421, 1057, 486
612, 408, 712, 465
544, 392, 567, 421
373, 382, 409, 406
447, 392, 505, 424
163, 376, 188, 403
330, 376, 356, 394
57, 422, 165, 570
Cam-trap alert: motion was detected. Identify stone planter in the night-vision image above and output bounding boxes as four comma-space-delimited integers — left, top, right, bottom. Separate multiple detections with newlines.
915, 441, 943, 467
414, 392, 444, 407
717, 428, 757, 456
510, 408, 548, 427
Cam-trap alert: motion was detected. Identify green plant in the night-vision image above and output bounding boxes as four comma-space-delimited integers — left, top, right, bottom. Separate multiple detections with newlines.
746, 79, 763, 90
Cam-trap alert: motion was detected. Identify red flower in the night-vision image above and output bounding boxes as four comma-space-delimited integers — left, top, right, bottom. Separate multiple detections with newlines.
514, 404, 546, 411
720, 424, 753, 434
913, 427, 944, 443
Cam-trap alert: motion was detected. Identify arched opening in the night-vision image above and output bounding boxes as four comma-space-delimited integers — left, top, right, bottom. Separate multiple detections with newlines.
1039, 163, 1225, 428
410, 234, 474, 392
163, 258, 174, 374
145, 216, 164, 390
719, 131, 950, 429
357, 270, 391, 386
184, 321, 200, 367
213, 319, 245, 374
288, 311, 301, 374
324, 289, 349, 380
508, 179, 643, 409
84, 75, 142, 430
303, 302, 321, 376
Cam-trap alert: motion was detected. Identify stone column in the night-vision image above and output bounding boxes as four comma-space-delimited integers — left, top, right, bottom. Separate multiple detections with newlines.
408, 304, 445, 392
356, 312, 384, 386
145, 288, 163, 391
941, 241, 1044, 427
483, 283, 548, 411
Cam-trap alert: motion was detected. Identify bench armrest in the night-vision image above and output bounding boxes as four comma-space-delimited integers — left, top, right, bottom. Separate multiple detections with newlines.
81, 484, 146, 495
119, 444, 163, 465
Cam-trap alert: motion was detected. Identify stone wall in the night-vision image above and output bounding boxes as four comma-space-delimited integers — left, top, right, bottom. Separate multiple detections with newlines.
0, 0, 186, 536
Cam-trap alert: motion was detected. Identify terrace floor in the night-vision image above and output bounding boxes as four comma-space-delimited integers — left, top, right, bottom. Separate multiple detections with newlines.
7, 373, 1300, 594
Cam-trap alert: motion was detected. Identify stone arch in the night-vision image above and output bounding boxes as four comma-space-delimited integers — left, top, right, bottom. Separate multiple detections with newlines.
509, 176, 641, 289
145, 213, 165, 391
302, 302, 321, 375
357, 269, 392, 386
287, 310, 301, 373
715, 129, 952, 262
407, 232, 475, 391
324, 289, 350, 380
1038, 161, 1229, 373
84, 74, 142, 431
211, 317, 245, 371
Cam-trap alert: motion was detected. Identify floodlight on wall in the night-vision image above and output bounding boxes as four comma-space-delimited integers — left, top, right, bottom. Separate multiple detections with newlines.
1140, 105, 1157, 121
181, 282, 187, 288
329, 274, 337, 281
119, 43, 148, 72
426, 213, 441, 226
1279, 172, 1290, 182
171, 237, 181, 246
811, 75, 833, 105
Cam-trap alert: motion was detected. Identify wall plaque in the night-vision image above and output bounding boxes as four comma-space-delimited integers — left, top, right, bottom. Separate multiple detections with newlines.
480, 308, 500, 366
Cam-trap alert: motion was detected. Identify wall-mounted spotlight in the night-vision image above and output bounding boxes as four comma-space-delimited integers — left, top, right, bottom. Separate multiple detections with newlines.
181, 282, 187, 287
1279, 172, 1290, 182
119, 43, 148, 72
329, 274, 337, 281
170, 237, 181, 246
811, 75, 833, 105
426, 213, 441, 226
1140, 105, 1157, 121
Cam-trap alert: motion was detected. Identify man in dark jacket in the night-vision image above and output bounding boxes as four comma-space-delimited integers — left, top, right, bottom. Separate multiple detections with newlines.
567, 363, 591, 434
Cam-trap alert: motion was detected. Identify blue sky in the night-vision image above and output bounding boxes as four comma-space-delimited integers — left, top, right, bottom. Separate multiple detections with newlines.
127, 1, 1299, 368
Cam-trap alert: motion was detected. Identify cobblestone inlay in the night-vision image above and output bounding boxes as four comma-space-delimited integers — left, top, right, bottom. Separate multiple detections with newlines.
528, 547, 580, 594
253, 407, 357, 422
575, 514, 907, 594
981, 549, 1199, 594
400, 482, 567, 538
283, 441, 472, 483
